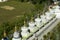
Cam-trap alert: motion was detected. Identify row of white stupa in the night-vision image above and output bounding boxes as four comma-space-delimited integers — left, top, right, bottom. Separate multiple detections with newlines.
2, 2, 60, 40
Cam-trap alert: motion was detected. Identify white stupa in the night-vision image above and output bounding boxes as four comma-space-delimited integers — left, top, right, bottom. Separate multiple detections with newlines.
48, 5, 55, 14
0, 0, 7, 2
2, 30, 9, 40
53, 5, 60, 13
12, 26, 21, 40
35, 14, 42, 27
28, 17, 35, 32
40, 14, 48, 24
49, 2, 60, 18
21, 21, 29, 38
45, 12, 53, 21
47, 6, 56, 17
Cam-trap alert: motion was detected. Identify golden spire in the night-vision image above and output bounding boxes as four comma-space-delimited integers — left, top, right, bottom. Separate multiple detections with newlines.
37, 14, 40, 18
31, 16, 34, 22
24, 20, 26, 26
14, 26, 17, 32
4, 30, 6, 37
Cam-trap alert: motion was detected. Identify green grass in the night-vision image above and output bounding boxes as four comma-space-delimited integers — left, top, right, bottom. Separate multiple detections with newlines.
0, 1, 36, 24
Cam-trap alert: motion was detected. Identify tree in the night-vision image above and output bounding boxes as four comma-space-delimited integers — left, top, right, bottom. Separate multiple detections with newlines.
43, 35, 47, 40
47, 32, 50, 40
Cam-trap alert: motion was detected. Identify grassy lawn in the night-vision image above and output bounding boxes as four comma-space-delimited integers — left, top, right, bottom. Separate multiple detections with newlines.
0, 1, 36, 24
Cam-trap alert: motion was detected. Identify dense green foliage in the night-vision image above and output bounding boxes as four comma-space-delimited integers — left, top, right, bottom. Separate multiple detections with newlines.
52, 23, 60, 40
43, 23, 60, 40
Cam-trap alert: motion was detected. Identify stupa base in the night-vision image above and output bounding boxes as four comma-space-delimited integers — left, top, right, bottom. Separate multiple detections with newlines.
12, 38, 21, 40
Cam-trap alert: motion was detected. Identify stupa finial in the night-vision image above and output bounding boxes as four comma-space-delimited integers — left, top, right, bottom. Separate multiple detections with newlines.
31, 16, 34, 22
15, 26, 17, 32
24, 20, 26, 26
4, 30, 6, 37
